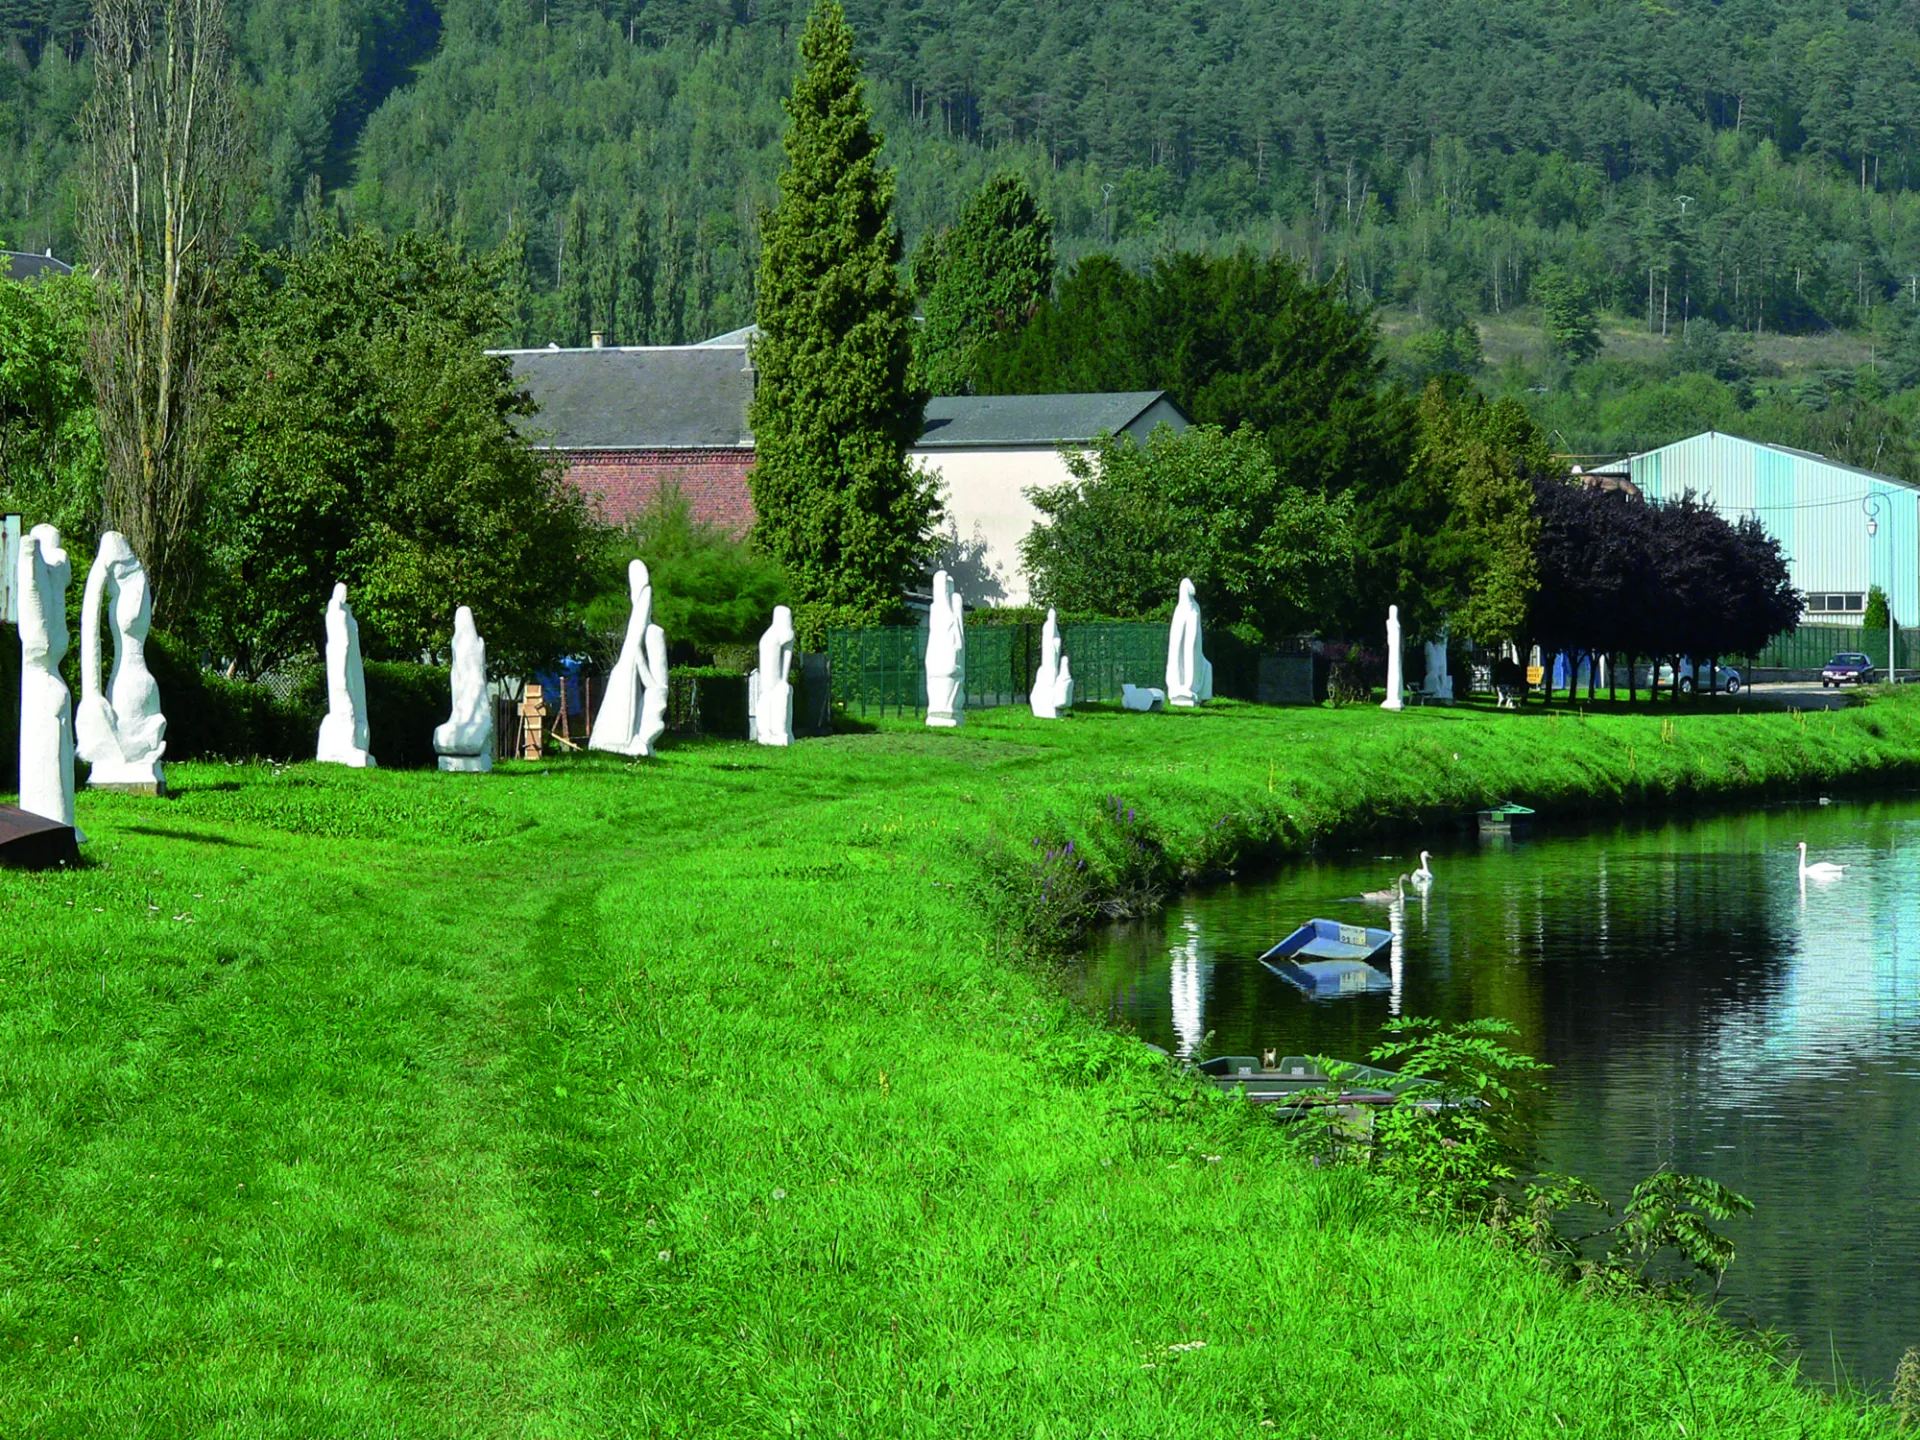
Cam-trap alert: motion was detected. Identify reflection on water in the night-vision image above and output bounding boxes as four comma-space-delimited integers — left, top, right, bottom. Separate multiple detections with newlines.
1074, 799, 1920, 1392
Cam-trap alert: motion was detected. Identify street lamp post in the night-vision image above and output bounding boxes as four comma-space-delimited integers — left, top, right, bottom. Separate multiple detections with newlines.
1865, 492, 1895, 682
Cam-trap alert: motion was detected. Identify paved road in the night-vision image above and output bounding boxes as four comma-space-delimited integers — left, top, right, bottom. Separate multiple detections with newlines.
1743, 680, 1868, 711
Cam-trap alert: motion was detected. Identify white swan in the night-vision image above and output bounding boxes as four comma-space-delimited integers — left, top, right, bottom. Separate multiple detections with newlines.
1797, 842, 1846, 881
1411, 851, 1434, 888
1358, 874, 1408, 903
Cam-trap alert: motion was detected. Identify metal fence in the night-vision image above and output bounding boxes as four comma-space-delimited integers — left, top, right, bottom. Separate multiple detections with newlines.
828, 620, 1264, 713
1750, 625, 1920, 670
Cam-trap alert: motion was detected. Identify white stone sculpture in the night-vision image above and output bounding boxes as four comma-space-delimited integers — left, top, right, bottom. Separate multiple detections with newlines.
1422, 629, 1453, 701
16, 524, 79, 835
925, 569, 966, 728
1121, 684, 1166, 712
434, 605, 494, 772
749, 604, 797, 747
1165, 577, 1213, 707
316, 583, 376, 767
1030, 607, 1074, 719
590, 559, 656, 758
75, 531, 167, 794
636, 622, 669, 758
1381, 604, 1405, 712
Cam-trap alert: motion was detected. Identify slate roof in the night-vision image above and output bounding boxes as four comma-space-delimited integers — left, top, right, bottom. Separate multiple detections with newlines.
495, 344, 755, 449
915, 391, 1185, 448
2, 250, 75, 282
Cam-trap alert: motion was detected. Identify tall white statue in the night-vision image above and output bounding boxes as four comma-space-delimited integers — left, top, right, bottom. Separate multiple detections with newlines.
1030, 607, 1074, 719
17, 524, 79, 835
434, 606, 494, 772
590, 559, 655, 757
1422, 628, 1453, 701
75, 531, 167, 794
317, 583, 376, 766
1165, 577, 1212, 707
925, 569, 966, 728
636, 622, 669, 758
1382, 604, 1405, 712
749, 604, 796, 746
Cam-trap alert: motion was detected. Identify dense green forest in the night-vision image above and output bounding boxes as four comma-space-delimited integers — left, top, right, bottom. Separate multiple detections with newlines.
8, 0, 1920, 452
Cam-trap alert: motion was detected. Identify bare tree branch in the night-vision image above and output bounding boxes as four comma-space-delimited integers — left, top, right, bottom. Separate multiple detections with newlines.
80, 0, 244, 623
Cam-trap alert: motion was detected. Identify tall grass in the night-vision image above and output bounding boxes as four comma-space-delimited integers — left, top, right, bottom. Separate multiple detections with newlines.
2, 694, 1913, 1435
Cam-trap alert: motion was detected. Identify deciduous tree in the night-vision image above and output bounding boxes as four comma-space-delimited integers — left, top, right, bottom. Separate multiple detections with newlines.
80, 0, 245, 622
1020, 422, 1356, 645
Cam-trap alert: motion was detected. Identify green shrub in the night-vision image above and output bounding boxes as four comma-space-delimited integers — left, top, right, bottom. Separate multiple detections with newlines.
363, 661, 450, 770
666, 666, 749, 739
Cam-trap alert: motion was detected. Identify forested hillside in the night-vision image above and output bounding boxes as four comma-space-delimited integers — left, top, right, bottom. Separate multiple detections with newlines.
6, 0, 1920, 401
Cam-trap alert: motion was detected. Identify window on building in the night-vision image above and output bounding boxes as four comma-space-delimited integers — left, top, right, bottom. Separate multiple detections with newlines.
1807, 593, 1866, 613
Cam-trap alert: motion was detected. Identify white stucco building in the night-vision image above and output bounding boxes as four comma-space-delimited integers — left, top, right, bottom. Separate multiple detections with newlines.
913, 391, 1190, 605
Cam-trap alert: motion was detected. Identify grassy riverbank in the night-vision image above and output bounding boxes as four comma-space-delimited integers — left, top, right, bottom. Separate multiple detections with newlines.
4, 694, 1917, 1436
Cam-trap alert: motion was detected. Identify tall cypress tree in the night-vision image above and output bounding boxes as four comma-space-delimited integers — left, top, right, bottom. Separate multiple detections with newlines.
914, 173, 1055, 395
749, 0, 936, 632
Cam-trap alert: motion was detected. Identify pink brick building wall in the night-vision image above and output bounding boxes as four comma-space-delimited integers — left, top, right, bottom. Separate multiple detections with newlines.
560, 448, 757, 535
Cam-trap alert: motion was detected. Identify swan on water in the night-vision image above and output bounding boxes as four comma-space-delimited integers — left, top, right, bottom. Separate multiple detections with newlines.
1797, 842, 1846, 881
1411, 851, 1434, 888
1359, 874, 1408, 903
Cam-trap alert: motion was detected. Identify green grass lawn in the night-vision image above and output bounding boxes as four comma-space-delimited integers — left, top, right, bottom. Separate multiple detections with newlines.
4, 694, 1916, 1437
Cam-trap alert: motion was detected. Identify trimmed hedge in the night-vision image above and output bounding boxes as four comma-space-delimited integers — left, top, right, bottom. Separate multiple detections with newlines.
363, 661, 451, 770
666, 666, 749, 739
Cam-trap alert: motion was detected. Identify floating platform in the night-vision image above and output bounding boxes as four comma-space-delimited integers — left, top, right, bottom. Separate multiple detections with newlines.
1257, 918, 1393, 997
1477, 801, 1535, 835
0, 805, 80, 870
1197, 1053, 1417, 1105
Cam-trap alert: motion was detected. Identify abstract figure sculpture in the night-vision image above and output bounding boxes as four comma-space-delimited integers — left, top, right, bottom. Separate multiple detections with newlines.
317, 583, 377, 766
925, 569, 966, 728
1165, 577, 1212, 707
434, 606, 494, 772
17, 524, 79, 833
1121, 684, 1166, 712
1422, 629, 1453, 701
636, 622, 669, 758
749, 605, 797, 746
1381, 605, 1405, 712
590, 559, 655, 758
75, 531, 167, 794
1030, 607, 1074, 720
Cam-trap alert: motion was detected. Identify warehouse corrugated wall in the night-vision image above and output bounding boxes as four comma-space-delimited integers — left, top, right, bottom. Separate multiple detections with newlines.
1629, 431, 1920, 625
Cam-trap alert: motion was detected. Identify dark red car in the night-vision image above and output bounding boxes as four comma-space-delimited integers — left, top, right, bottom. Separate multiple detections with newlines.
1821, 653, 1878, 687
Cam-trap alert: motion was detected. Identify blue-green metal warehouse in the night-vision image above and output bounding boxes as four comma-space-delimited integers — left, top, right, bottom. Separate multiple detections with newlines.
1626, 431, 1920, 627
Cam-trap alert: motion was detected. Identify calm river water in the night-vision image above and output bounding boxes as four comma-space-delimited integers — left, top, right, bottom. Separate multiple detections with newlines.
1075, 798, 1920, 1392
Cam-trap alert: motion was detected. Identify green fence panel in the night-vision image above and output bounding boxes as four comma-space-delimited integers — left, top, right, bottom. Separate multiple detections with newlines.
1750, 625, 1919, 670
1059, 622, 1170, 704
828, 626, 926, 717
829, 619, 1267, 712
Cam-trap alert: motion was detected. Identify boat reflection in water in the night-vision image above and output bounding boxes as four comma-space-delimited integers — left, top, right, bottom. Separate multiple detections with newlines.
1072, 799, 1920, 1395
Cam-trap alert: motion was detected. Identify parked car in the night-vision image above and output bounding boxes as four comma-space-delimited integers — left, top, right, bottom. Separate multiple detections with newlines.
1821, 653, 1878, 687
1654, 658, 1744, 695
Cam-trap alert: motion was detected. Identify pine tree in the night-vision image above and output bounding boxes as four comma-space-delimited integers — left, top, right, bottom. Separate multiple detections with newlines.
914, 173, 1055, 395
748, 0, 936, 634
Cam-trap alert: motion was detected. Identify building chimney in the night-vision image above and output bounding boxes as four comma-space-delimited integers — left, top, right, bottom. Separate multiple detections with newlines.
590, 330, 605, 348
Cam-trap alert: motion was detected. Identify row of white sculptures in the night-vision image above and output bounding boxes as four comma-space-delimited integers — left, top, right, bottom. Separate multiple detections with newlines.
921, 570, 1214, 726
16, 533, 1231, 835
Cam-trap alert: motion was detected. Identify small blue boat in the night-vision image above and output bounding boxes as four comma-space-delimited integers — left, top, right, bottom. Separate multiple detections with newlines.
1259, 918, 1393, 997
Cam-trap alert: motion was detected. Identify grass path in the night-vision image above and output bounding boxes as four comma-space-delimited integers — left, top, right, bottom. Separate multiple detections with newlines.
3, 696, 1916, 1436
